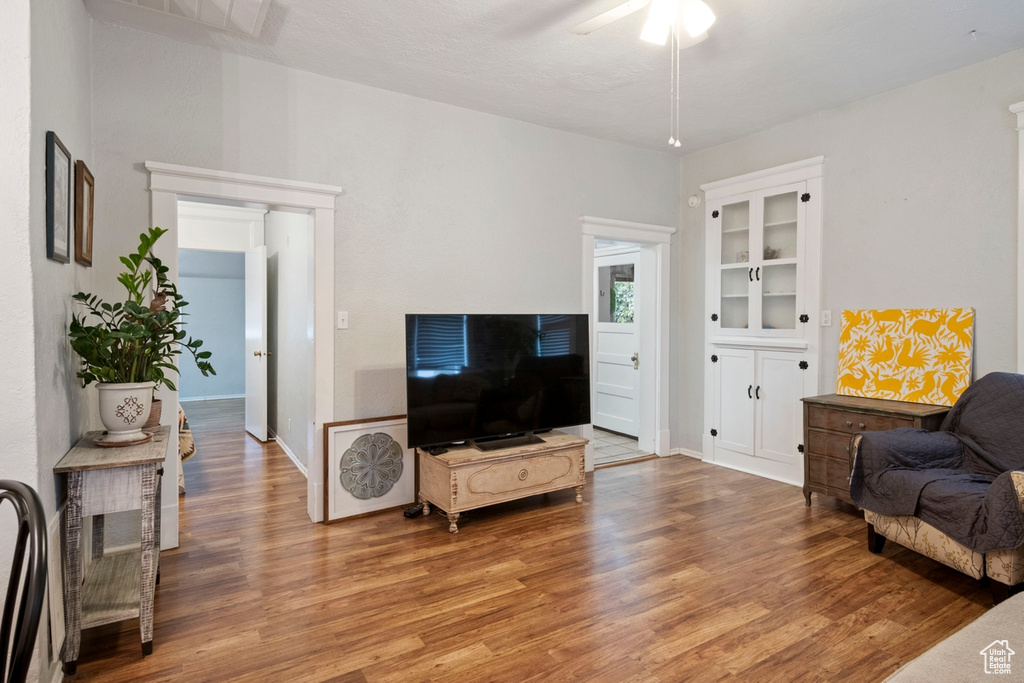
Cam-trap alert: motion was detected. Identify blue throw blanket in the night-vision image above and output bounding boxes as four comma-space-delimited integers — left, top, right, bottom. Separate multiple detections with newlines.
850, 372, 1024, 553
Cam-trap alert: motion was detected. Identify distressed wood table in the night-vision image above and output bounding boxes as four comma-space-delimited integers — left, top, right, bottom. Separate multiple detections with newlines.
54, 426, 167, 675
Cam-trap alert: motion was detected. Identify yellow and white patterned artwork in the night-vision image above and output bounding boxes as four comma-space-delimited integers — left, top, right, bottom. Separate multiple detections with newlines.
836, 308, 974, 406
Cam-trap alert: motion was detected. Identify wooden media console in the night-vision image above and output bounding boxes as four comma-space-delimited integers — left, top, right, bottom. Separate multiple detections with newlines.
417, 431, 587, 533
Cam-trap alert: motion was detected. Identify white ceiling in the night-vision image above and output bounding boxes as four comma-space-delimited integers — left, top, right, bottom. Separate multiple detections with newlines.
83, 0, 1024, 153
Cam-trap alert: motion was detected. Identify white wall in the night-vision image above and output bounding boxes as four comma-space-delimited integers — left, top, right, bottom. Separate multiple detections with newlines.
0, 0, 97, 680
0, 1, 36, 486
89, 23, 681, 430
674, 48, 1024, 454
266, 210, 314, 466
178, 267, 246, 400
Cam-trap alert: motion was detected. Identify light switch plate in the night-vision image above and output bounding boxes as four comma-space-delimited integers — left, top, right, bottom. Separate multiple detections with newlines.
337, 311, 349, 329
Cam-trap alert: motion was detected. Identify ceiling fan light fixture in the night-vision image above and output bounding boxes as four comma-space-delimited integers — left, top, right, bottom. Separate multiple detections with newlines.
640, 0, 679, 45
679, 0, 716, 38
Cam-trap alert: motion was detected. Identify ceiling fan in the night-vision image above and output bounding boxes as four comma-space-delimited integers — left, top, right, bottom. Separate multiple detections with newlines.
569, 0, 716, 49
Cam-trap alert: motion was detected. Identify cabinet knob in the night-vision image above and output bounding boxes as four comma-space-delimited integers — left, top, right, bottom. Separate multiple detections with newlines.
859, 422, 866, 429
845, 420, 853, 427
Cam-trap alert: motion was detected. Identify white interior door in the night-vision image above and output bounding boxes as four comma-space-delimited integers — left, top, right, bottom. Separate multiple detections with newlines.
593, 251, 639, 437
245, 246, 269, 441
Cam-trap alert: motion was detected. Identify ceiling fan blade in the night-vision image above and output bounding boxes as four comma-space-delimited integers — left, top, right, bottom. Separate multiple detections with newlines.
568, 0, 652, 35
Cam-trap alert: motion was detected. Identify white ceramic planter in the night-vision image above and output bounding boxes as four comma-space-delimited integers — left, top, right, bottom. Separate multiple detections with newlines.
96, 382, 156, 446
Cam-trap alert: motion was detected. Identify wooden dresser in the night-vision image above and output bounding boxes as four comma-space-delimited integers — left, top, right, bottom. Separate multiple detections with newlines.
418, 431, 586, 533
801, 394, 948, 505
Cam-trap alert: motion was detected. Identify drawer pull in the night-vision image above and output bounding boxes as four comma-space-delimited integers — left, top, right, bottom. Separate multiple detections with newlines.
859, 422, 866, 429
845, 420, 853, 427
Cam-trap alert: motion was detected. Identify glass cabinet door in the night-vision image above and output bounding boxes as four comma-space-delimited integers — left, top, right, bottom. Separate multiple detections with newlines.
758, 190, 799, 332
719, 199, 750, 330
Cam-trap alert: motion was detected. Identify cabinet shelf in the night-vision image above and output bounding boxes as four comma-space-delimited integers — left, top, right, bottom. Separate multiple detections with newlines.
721, 294, 750, 299
764, 219, 797, 228
763, 292, 796, 297
722, 226, 750, 234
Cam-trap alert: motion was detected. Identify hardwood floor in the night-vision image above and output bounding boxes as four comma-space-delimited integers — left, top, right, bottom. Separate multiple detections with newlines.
69, 400, 991, 682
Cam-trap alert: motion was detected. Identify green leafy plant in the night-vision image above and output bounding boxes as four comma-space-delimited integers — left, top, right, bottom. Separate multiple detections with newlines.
68, 227, 215, 390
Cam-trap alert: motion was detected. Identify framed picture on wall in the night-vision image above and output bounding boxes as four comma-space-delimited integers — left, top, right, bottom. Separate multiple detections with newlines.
323, 415, 415, 523
74, 160, 94, 266
46, 131, 72, 264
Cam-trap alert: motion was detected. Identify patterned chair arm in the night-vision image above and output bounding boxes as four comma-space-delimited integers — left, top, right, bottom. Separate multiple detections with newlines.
1012, 471, 1024, 512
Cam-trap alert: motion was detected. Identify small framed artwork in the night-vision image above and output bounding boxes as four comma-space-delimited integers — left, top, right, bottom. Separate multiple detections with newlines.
323, 415, 415, 524
45, 131, 71, 264
74, 160, 94, 266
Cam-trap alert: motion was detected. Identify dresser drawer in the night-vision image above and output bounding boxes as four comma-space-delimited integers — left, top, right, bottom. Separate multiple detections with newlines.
820, 409, 894, 434
807, 429, 856, 460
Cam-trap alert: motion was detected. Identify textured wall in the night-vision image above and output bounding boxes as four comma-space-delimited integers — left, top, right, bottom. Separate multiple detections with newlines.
29, 0, 97, 513
89, 22, 681, 429
674, 49, 1024, 454
0, 0, 36, 485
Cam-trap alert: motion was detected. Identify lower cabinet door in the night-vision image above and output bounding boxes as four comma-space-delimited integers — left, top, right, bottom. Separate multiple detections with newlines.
713, 347, 756, 456
754, 350, 804, 466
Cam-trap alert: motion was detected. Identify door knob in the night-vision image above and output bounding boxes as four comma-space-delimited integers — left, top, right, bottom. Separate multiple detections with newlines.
631, 352, 639, 370
254, 351, 272, 357
254, 351, 262, 357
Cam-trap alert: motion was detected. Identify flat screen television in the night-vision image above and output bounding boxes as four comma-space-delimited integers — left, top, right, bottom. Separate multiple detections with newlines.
405, 314, 590, 450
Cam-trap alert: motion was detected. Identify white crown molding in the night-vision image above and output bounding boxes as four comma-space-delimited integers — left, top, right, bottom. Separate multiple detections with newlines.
579, 215, 676, 244
700, 156, 825, 199
145, 161, 343, 209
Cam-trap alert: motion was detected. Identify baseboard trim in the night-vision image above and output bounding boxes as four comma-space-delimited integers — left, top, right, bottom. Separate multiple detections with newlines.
670, 447, 703, 459
276, 437, 308, 478
706, 458, 802, 489
179, 394, 245, 402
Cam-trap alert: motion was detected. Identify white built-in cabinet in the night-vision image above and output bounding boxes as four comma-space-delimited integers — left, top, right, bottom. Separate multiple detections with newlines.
701, 157, 824, 486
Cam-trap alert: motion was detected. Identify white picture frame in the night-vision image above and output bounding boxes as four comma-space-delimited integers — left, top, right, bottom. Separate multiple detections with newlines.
323, 415, 415, 523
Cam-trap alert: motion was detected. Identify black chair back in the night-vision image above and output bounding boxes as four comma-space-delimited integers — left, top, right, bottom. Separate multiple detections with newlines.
0, 481, 47, 683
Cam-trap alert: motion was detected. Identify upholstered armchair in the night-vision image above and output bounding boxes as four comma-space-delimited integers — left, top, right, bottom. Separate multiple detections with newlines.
850, 372, 1024, 603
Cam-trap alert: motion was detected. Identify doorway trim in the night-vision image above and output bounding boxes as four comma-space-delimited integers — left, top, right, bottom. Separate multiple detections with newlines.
147, 161, 342, 546
581, 216, 676, 464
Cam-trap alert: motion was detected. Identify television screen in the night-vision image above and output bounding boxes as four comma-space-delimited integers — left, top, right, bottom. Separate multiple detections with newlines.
405, 314, 590, 449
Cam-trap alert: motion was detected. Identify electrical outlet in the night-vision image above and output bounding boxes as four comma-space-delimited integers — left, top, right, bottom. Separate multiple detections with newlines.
821, 310, 832, 327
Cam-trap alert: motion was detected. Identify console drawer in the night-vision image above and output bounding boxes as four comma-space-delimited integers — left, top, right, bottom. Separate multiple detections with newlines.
454, 446, 584, 510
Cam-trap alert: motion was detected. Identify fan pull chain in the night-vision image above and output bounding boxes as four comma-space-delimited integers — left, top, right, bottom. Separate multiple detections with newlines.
668, 22, 681, 148
668, 23, 676, 146
673, 23, 681, 148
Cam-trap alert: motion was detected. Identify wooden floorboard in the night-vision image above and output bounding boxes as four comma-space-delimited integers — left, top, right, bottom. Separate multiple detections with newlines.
68, 398, 991, 681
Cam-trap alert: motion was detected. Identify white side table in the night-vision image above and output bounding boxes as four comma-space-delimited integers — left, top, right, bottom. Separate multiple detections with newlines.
54, 426, 167, 675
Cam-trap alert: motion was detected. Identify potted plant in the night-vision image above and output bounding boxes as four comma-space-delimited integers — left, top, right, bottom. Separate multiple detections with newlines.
69, 227, 215, 445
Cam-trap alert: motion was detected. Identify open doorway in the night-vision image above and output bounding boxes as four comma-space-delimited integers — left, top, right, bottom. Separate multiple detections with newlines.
580, 216, 675, 470
177, 199, 315, 473
147, 160, 341, 546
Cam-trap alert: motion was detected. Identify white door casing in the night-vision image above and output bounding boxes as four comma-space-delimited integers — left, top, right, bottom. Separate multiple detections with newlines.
147, 161, 342, 545
245, 246, 269, 442
593, 250, 640, 437
580, 216, 675, 468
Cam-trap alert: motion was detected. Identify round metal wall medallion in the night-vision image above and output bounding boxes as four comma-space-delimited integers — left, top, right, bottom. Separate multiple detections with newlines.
339, 432, 404, 500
